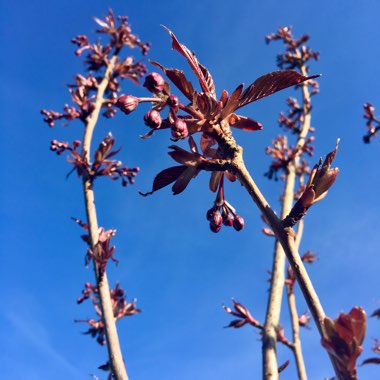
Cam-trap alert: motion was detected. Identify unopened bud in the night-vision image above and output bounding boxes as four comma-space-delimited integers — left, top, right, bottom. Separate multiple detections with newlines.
143, 72, 165, 93
116, 95, 139, 115
144, 110, 162, 129
222, 213, 234, 227
210, 223, 222, 233
171, 118, 189, 139
210, 210, 223, 231
206, 206, 217, 221
233, 215, 244, 231
167, 95, 179, 108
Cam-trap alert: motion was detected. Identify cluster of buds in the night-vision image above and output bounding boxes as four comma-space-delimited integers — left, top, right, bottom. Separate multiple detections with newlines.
92, 134, 140, 186
117, 28, 317, 233
265, 26, 320, 74
51, 134, 139, 186
278, 97, 316, 134
206, 175, 244, 233
115, 71, 190, 140
75, 283, 141, 345
73, 218, 118, 273
363, 102, 380, 143
41, 10, 149, 128
77, 282, 99, 304
223, 299, 262, 329
321, 307, 366, 377
206, 203, 244, 233
84, 227, 118, 273
265, 135, 315, 180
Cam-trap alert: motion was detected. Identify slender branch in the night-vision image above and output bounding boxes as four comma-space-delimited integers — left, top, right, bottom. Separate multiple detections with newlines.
210, 125, 342, 378
82, 56, 129, 380
262, 66, 312, 378
262, 160, 297, 379
286, 220, 307, 380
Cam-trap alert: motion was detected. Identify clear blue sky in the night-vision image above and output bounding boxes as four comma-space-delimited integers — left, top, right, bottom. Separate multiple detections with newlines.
1, 0, 380, 379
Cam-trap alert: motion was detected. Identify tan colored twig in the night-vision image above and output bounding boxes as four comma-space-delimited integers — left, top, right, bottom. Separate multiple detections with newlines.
82, 56, 129, 380
286, 220, 307, 380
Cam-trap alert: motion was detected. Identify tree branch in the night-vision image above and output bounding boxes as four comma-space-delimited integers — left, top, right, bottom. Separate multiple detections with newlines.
82, 56, 129, 380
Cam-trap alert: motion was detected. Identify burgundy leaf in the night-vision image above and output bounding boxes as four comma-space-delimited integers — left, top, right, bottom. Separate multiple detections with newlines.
140, 165, 187, 196
371, 308, 380, 318
278, 360, 290, 373
151, 61, 195, 100
237, 70, 319, 110
228, 114, 263, 131
225, 319, 247, 329
188, 135, 198, 153
220, 84, 244, 119
172, 167, 199, 195
200, 134, 218, 157
168, 145, 202, 166
199, 62, 216, 97
104, 147, 121, 160
220, 89, 229, 106
163, 26, 215, 95
361, 358, 380, 366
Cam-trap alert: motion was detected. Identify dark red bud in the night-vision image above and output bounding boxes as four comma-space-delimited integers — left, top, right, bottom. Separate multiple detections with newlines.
222, 213, 234, 227
116, 95, 139, 115
144, 110, 162, 129
171, 118, 189, 139
143, 72, 165, 93
206, 206, 218, 221
210, 210, 223, 230
73, 140, 81, 148
167, 95, 179, 108
233, 215, 244, 231
210, 223, 222, 233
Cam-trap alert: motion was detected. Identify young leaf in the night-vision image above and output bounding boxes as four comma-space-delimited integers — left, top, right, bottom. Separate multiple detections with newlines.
140, 165, 187, 196
151, 61, 195, 101
163, 26, 215, 96
220, 84, 244, 120
237, 70, 319, 110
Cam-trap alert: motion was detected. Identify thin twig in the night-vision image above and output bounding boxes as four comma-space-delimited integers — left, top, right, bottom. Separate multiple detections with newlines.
82, 56, 129, 380
287, 220, 307, 380
262, 67, 312, 379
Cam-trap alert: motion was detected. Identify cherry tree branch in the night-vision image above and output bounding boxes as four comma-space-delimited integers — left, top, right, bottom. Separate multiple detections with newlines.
208, 125, 342, 379
82, 56, 129, 380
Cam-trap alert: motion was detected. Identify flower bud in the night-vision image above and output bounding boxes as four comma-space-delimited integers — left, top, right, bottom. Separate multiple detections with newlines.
116, 95, 139, 115
144, 110, 162, 129
167, 95, 179, 108
143, 72, 165, 93
206, 206, 217, 221
171, 118, 189, 139
233, 215, 244, 231
210, 223, 222, 233
210, 210, 223, 233
222, 213, 234, 227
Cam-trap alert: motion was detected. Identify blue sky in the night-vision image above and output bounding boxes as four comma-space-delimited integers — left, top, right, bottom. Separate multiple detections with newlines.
1, 0, 380, 379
